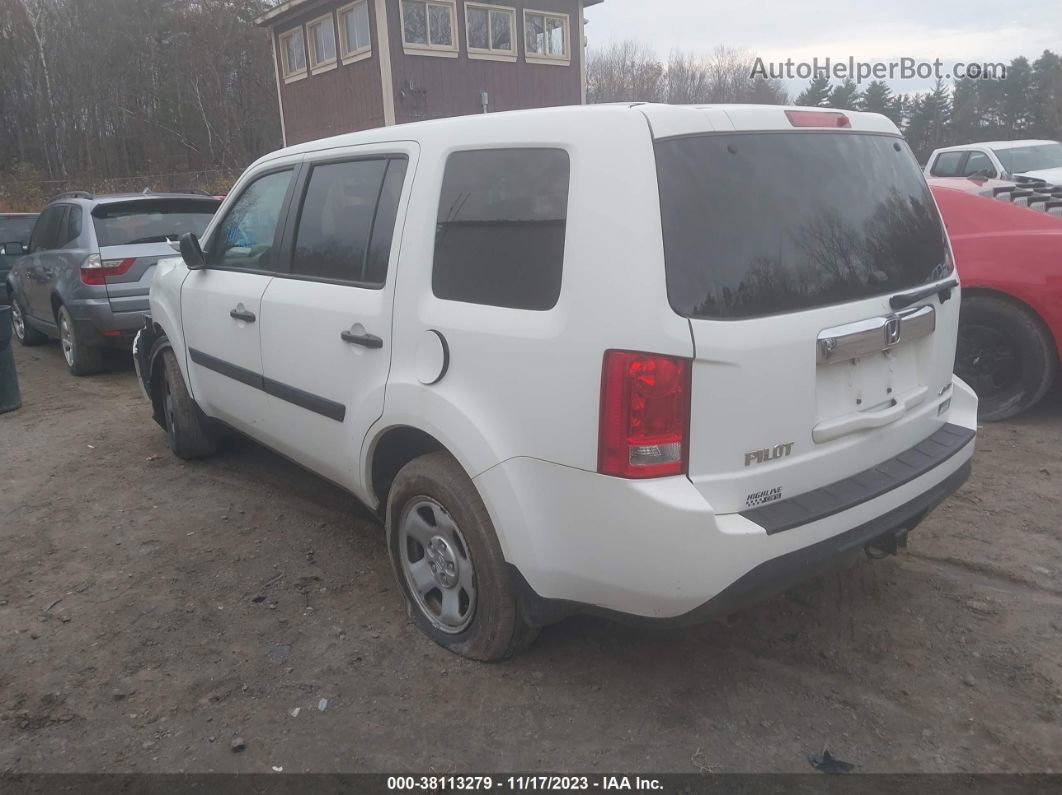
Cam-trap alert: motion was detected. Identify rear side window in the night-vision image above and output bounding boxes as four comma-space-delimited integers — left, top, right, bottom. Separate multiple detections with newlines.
930, 151, 965, 177
433, 148, 569, 311
291, 157, 407, 285
61, 206, 83, 248
656, 132, 950, 320
93, 199, 219, 247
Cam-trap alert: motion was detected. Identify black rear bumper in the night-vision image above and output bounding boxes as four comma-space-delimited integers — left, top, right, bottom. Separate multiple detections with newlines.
510, 454, 973, 629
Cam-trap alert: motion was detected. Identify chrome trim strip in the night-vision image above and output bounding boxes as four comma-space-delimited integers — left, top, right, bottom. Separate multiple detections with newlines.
817, 305, 936, 365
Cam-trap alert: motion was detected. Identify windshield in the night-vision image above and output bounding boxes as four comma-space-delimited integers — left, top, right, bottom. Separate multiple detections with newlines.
992, 143, 1062, 174
92, 199, 219, 247
0, 216, 37, 244
656, 132, 951, 320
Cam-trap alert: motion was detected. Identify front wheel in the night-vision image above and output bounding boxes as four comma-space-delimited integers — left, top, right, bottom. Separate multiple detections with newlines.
159, 350, 218, 459
386, 452, 538, 661
955, 295, 1058, 421
57, 305, 104, 376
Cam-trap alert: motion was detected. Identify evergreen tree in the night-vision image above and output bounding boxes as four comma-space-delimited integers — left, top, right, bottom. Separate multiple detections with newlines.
1031, 50, 1062, 139
795, 74, 831, 107
861, 80, 902, 123
827, 78, 860, 110
1001, 56, 1035, 134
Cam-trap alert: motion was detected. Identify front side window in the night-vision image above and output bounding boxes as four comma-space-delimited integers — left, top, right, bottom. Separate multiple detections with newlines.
280, 27, 308, 80
962, 151, 996, 178
525, 10, 568, 62
208, 170, 293, 272
930, 151, 965, 177
401, 0, 456, 52
338, 0, 372, 61
92, 200, 218, 247
656, 132, 950, 320
307, 14, 338, 71
466, 3, 516, 57
434, 149, 570, 311
291, 157, 407, 286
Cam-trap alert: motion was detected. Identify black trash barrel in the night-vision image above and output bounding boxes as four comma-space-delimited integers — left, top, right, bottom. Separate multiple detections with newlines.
0, 305, 22, 414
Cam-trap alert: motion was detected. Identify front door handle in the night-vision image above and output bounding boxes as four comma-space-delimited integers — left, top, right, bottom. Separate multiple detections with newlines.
341, 330, 383, 349
230, 308, 256, 323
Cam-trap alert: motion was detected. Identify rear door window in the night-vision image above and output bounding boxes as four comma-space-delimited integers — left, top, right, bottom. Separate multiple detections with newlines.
290, 157, 407, 286
93, 199, 219, 247
433, 148, 569, 311
656, 132, 950, 319
0, 216, 37, 244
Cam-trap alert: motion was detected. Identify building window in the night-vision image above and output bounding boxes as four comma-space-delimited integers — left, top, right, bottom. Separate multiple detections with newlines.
465, 3, 516, 60
524, 9, 569, 64
338, 1, 372, 63
279, 27, 308, 81
433, 149, 570, 311
307, 13, 338, 72
400, 0, 458, 56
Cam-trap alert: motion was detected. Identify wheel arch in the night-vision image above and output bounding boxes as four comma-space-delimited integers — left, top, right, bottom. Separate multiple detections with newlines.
961, 286, 1062, 364
365, 425, 449, 512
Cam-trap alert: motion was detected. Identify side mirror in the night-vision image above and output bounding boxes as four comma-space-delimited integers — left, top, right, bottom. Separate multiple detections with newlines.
2, 242, 25, 256
179, 232, 206, 270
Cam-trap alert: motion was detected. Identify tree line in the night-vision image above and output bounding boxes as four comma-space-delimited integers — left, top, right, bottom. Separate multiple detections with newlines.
793, 51, 1062, 162
0, 0, 282, 210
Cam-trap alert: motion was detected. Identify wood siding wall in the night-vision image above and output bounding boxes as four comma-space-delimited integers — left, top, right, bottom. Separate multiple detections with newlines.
384, 0, 584, 125
273, 0, 386, 145
269, 0, 584, 143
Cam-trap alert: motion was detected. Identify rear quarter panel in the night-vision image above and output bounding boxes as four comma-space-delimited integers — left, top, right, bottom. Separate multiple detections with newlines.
147, 256, 191, 386
933, 186, 1062, 363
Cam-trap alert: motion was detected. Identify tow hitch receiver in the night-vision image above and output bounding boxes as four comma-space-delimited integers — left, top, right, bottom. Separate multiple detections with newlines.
865, 528, 909, 560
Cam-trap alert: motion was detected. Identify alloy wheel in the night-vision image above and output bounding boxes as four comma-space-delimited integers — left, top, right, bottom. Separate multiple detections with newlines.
59, 312, 75, 367
956, 323, 1019, 396
11, 301, 25, 341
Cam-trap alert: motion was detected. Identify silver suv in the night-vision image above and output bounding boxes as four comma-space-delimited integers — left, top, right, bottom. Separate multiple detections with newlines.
6, 192, 219, 375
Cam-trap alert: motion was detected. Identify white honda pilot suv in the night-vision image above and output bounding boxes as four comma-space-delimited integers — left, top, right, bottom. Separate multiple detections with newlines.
134, 104, 977, 660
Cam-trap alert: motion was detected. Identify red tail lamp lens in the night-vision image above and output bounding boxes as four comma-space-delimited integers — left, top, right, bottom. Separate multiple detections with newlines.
598, 350, 692, 479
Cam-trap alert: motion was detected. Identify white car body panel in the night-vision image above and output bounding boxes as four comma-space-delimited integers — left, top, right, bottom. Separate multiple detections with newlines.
146, 104, 976, 620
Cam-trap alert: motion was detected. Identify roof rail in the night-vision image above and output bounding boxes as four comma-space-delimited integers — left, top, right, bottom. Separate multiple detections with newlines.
50, 190, 94, 202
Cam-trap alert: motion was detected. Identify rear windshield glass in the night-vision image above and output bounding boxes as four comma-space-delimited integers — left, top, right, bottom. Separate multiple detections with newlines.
656, 132, 950, 319
92, 199, 219, 247
0, 216, 37, 243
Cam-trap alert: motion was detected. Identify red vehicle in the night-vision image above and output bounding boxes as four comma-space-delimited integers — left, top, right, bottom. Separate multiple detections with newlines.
930, 179, 1062, 420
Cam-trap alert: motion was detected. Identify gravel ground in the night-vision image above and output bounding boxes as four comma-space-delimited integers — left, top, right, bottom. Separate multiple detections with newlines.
1, 340, 1060, 774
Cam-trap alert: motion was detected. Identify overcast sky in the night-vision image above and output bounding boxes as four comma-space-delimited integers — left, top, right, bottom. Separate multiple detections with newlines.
584, 0, 1062, 93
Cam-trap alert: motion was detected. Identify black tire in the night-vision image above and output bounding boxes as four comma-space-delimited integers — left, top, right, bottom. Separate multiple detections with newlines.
159, 350, 218, 459
9, 295, 47, 346
386, 452, 539, 661
955, 295, 1058, 421
57, 304, 104, 376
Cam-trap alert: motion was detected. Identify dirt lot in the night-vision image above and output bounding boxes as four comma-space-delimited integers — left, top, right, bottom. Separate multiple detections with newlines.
1, 340, 1061, 775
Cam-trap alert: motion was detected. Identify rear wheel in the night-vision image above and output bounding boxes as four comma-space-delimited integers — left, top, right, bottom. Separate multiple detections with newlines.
955, 295, 1058, 421
159, 350, 218, 459
10, 296, 46, 346
57, 305, 104, 376
386, 452, 538, 661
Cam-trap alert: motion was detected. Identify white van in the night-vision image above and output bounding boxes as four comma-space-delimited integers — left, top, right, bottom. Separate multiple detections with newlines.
134, 104, 977, 660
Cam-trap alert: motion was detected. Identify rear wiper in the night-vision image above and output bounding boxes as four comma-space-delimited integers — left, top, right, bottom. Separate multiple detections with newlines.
889, 278, 959, 310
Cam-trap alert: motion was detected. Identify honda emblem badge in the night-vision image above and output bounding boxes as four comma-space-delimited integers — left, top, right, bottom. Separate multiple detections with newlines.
885, 316, 902, 346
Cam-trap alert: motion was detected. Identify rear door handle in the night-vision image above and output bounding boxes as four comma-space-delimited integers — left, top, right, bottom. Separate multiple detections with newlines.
230, 308, 256, 323
341, 330, 383, 349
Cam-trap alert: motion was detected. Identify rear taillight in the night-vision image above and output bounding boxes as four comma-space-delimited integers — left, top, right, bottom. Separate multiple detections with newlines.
785, 110, 851, 128
598, 350, 692, 479
81, 255, 135, 286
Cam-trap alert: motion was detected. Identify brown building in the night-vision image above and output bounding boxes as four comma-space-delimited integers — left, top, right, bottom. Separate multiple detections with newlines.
256, 0, 603, 146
